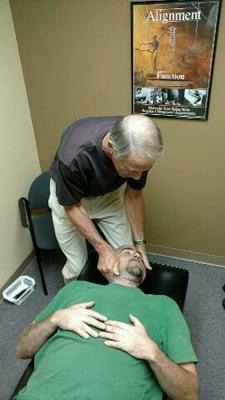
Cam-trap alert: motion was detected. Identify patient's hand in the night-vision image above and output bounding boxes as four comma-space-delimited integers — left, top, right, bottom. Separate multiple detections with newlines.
52, 301, 107, 339
99, 315, 157, 361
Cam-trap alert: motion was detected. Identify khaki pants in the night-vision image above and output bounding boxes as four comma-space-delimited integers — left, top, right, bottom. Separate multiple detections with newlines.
49, 179, 133, 279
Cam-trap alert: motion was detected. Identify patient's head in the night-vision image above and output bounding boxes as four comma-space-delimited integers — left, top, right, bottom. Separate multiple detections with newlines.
108, 246, 146, 287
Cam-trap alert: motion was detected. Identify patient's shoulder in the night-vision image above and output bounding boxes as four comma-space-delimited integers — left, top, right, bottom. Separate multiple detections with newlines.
61, 280, 105, 296
145, 294, 180, 313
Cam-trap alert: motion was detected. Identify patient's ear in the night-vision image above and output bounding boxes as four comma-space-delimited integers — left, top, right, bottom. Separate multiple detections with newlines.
107, 139, 113, 156
102, 134, 113, 157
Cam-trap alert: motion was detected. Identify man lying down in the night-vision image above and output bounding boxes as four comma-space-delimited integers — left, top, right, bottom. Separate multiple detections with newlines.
13, 246, 199, 400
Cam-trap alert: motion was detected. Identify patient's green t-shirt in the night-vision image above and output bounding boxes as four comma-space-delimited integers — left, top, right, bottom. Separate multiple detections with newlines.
13, 281, 197, 400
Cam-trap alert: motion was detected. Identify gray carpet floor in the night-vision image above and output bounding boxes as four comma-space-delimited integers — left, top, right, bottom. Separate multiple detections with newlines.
0, 250, 225, 400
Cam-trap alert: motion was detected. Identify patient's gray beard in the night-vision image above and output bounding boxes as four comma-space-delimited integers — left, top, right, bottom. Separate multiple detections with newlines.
124, 264, 143, 283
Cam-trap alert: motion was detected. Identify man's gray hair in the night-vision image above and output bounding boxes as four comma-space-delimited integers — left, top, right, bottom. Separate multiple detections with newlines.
110, 114, 164, 160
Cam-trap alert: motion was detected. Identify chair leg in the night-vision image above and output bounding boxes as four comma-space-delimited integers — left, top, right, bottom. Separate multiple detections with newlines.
20, 197, 48, 295
36, 249, 48, 296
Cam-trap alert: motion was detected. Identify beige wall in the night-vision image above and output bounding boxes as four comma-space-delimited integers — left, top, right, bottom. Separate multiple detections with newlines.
10, 0, 225, 265
0, 1, 41, 288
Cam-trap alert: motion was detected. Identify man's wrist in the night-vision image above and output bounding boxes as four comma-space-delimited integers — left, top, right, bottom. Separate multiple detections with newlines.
144, 341, 160, 364
134, 239, 146, 246
96, 241, 112, 254
49, 311, 61, 329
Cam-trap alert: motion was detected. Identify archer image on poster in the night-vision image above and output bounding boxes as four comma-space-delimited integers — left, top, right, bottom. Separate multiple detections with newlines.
131, 1, 221, 120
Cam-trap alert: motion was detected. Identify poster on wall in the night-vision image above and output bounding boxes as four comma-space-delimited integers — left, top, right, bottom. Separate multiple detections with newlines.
131, 1, 221, 120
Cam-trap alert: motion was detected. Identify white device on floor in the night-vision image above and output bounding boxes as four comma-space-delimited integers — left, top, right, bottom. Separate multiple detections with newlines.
2, 276, 35, 305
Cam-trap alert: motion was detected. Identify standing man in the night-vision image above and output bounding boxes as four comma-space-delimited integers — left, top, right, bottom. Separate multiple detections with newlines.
49, 114, 163, 283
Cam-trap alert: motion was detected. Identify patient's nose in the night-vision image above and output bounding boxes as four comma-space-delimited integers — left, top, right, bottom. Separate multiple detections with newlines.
133, 251, 142, 260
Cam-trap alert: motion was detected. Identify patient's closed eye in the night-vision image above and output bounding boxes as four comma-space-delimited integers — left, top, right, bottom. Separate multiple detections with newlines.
121, 248, 133, 255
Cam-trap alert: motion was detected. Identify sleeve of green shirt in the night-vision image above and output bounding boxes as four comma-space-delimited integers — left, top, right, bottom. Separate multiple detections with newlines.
34, 281, 89, 323
163, 297, 198, 364
35, 285, 69, 323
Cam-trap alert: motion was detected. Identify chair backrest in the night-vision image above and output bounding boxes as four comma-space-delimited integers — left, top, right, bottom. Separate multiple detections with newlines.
28, 171, 59, 250
28, 171, 51, 209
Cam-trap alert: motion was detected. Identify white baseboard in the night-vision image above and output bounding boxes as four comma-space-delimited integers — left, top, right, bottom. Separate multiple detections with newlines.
148, 244, 225, 269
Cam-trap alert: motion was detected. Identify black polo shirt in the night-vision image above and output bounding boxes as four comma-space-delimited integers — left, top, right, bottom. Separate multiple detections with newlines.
50, 116, 148, 205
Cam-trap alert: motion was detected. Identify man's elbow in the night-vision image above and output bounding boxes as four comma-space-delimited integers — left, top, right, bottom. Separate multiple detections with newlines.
64, 202, 81, 213
170, 374, 200, 400
186, 375, 200, 400
16, 342, 32, 359
125, 186, 143, 199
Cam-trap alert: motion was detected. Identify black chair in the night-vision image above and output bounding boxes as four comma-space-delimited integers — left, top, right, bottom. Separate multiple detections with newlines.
19, 171, 59, 295
12, 255, 188, 399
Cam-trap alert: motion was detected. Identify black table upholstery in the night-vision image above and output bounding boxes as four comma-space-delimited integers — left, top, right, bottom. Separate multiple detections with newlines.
79, 251, 188, 311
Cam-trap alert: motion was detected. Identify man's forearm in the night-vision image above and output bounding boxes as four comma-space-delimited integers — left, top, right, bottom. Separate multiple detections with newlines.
17, 302, 108, 359
148, 347, 199, 400
124, 187, 145, 240
65, 203, 119, 275
16, 316, 57, 359
65, 203, 109, 254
